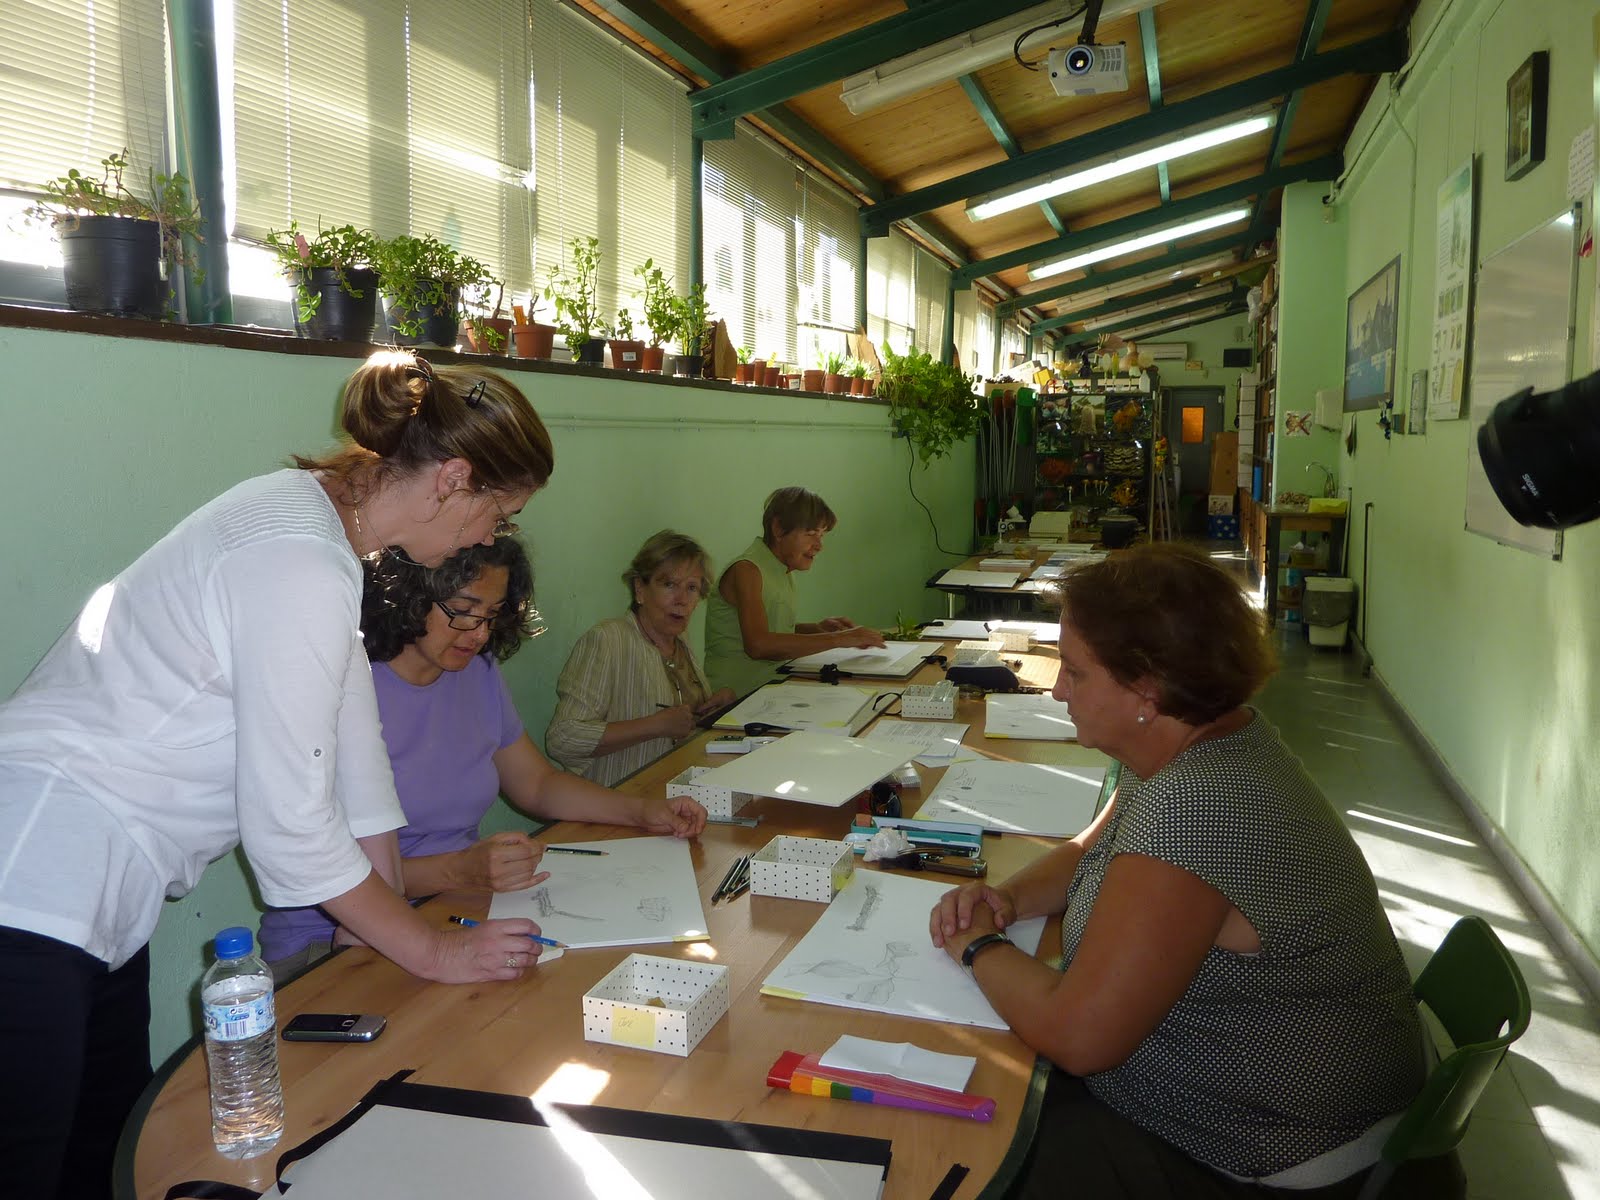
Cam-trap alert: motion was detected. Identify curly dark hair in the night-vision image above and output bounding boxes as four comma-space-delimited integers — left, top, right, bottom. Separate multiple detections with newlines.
362, 538, 541, 664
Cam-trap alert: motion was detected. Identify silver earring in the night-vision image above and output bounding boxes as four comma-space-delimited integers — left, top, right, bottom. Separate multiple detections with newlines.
1136, 714, 1148, 725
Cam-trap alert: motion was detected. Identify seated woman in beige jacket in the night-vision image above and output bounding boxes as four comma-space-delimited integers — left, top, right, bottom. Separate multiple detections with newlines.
546, 531, 734, 786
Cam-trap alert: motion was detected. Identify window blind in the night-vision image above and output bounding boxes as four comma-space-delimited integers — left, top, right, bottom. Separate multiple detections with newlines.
231, 0, 534, 297
867, 230, 915, 357
797, 173, 858, 331
952, 288, 979, 375
0, 0, 168, 196
913, 246, 948, 357
702, 125, 796, 363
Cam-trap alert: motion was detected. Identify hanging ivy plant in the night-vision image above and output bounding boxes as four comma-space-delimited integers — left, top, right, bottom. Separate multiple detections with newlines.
877, 345, 985, 465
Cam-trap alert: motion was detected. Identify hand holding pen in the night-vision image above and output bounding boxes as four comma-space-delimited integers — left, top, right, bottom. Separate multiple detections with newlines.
449, 914, 568, 950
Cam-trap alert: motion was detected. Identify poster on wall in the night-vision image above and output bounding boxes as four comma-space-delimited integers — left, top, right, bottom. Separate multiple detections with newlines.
1428, 160, 1476, 422
1344, 255, 1401, 411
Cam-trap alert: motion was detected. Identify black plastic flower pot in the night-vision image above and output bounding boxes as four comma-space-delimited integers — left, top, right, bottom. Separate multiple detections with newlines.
294, 267, 379, 342
574, 338, 606, 366
386, 283, 461, 347
58, 215, 165, 319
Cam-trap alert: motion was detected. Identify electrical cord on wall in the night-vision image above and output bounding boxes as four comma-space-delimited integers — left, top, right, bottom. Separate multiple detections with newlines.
904, 437, 970, 557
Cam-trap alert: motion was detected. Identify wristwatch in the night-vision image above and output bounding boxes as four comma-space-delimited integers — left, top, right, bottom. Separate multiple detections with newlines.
960, 931, 1012, 976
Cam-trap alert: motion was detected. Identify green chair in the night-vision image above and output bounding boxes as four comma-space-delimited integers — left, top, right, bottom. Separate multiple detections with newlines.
1358, 915, 1532, 1199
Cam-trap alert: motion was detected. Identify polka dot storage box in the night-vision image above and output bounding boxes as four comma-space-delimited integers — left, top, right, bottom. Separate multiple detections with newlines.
749, 836, 855, 903
666, 764, 753, 820
582, 954, 729, 1057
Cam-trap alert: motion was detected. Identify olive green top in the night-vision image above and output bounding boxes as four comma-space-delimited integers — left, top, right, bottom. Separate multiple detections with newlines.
704, 537, 796, 697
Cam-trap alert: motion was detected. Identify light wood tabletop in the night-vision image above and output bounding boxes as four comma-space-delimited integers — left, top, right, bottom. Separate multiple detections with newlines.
122, 645, 1106, 1200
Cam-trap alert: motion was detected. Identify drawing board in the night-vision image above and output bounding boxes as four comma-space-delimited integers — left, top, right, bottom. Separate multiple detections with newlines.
762, 871, 1046, 1030
488, 837, 708, 948
784, 641, 929, 678
917, 618, 1058, 643
694, 732, 917, 807
712, 682, 887, 735
916, 760, 1103, 838
934, 568, 1022, 589
984, 692, 1076, 740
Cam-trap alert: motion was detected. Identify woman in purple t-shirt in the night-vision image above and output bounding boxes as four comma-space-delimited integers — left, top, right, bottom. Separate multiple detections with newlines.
260, 539, 706, 973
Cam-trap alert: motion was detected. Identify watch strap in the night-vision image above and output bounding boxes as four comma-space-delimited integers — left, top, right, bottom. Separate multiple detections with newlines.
960, 931, 1012, 974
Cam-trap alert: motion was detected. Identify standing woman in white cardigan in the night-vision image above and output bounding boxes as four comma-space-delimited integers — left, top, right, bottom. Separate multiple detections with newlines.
0, 350, 554, 1198
546, 530, 735, 786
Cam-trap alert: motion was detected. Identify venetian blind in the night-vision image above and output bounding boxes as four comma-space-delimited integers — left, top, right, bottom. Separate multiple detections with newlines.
972, 294, 997, 379
702, 125, 796, 363
0, 0, 168, 195
231, 0, 535, 296
952, 288, 979, 376
913, 246, 948, 356
867, 230, 915, 356
798, 173, 859, 331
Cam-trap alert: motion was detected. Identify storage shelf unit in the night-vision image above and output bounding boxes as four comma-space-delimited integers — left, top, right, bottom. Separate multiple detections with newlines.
1030, 382, 1156, 539
1240, 265, 1279, 575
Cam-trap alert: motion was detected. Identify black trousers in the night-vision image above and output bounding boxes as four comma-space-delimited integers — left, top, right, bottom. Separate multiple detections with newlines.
0, 927, 153, 1200
1012, 1072, 1467, 1199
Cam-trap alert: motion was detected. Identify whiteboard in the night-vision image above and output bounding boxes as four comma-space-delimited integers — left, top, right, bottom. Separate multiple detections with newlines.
1463, 208, 1576, 557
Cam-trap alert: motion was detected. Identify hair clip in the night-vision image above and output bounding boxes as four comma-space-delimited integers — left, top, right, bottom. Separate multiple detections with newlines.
404, 355, 435, 383
464, 379, 487, 408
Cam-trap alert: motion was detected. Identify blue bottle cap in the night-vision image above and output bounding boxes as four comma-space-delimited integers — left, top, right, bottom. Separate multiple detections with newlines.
215, 926, 254, 960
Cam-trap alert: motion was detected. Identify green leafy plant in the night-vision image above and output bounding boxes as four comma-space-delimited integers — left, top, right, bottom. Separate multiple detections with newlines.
544, 235, 603, 353
890, 610, 922, 640
822, 350, 848, 375
635, 258, 677, 347
878, 344, 984, 465
608, 307, 636, 340
735, 345, 753, 364
372, 233, 494, 337
30, 148, 204, 278
264, 221, 378, 324
668, 282, 711, 355
465, 280, 509, 351
848, 360, 868, 379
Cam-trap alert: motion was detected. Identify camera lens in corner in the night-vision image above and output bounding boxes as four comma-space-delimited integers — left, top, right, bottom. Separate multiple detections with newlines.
1065, 45, 1096, 74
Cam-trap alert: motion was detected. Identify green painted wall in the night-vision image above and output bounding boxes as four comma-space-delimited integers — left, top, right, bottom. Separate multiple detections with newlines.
1158, 311, 1254, 425
1275, 182, 1347, 501
1, 324, 974, 1066
1324, 0, 1600, 964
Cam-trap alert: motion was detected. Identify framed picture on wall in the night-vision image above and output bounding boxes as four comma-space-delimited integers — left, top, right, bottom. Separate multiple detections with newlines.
1505, 51, 1549, 182
1343, 255, 1401, 411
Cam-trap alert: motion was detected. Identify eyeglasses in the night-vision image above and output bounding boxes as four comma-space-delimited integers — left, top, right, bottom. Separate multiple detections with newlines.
435, 601, 501, 631
485, 491, 520, 539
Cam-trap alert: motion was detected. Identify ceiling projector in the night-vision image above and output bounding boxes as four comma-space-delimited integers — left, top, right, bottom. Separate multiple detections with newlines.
1048, 42, 1129, 97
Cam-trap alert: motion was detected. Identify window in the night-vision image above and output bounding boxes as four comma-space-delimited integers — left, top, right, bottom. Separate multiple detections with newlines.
796, 170, 858, 369
702, 126, 797, 364
866, 230, 915, 357
912, 246, 948, 357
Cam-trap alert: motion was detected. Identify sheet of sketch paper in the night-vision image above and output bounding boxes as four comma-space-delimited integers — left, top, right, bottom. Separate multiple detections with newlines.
861, 719, 974, 766
916, 760, 1104, 838
760, 871, 1045, 1030
712, 682, 886, 735
782, 642, 929, 678
983, 693, 1077, 740
488, 837, 708, 948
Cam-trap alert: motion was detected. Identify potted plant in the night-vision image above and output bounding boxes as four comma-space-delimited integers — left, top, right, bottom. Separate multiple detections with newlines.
763, 354, 782, 389
29, 148, 203, 320
463, 278, 512, 354
545, 235, 604, 365
372, 233, 492, 347
265, 221, 380, 342
607, 307, 645, 370
847, 359, 869, 396
734, 345, 754, 385
635, 258, 677, 372
509, 297, 557, 360
822, 350, 849, 395
878, 345, 985, 464
749, 350, 767, 385
667, 283, 710, 377
801, 359, 826, 392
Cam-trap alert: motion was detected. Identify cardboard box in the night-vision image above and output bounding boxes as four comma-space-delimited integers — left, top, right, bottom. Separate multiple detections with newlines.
582, 954, 729, 1057
1209, 432, 1239, 495
1207, 494, 1235, 516
749, 836, 855, 903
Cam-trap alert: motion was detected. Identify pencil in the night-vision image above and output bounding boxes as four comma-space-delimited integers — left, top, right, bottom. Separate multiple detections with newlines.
447, 915, 568, 949
545, 845, 606, 856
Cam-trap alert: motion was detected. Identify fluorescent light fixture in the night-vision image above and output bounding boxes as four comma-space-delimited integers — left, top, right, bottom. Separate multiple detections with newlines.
1116, 301, 1236, 340
1082, 282, 1235, 330
1027, 208, 1250, 280
839, 0, 1153, 116
967, 115, 1274, 220
1041, 251, 1237, 312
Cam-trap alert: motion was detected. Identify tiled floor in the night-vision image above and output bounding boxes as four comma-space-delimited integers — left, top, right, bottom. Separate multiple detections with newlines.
1249, 583, 1600, 1199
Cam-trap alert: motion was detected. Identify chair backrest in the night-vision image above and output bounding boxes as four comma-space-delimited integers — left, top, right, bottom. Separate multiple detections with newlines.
1382, 916, 1531, 1164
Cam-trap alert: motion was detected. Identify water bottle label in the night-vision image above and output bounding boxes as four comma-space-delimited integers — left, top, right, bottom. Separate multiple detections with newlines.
204, 992, 275, 1042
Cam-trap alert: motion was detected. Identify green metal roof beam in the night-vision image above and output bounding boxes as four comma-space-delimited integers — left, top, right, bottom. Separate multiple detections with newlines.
1033, 275, 1240, 331
957, 75, 1068, 237
1137, 9, 1170, 203
690, 0, 1054, 139
1247, 0, 1335, 242
863, 31, 1402, 235
953, 152, 1340, 286
1059, 298, 1249, 351
1034, 285, 1240, 335
995, 233, 1245, 316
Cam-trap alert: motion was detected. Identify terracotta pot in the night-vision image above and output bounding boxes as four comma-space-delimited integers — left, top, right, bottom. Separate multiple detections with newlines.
750, 359, 766, 382
763, 366, 780, 388
825, 372, 848, 394
641, 345, 666, 373
510, 322, 556, 359
784, 373, 803, 390
802, 369, 825, 392
735, 363, 753, 384
860, 377, 876, 397
849, 376, 865, 395
464, 316, 512, 354
608, 338, 646, 370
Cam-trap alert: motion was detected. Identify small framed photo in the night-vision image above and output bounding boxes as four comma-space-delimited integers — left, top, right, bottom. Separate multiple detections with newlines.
1505, 51, 1549, 182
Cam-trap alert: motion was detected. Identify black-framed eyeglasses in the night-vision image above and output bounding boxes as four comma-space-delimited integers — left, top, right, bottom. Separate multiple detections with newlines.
435, 601, 500, 631
486, 490, 520, 539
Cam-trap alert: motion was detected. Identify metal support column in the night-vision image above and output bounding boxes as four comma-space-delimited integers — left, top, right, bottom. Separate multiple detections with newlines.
168, 0, 231, 323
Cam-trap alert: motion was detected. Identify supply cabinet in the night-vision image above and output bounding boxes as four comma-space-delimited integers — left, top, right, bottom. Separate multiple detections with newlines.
1029, 381, 1157, 540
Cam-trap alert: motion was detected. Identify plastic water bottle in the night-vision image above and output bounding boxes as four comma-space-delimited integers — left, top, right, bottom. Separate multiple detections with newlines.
201, 926, 284, 1158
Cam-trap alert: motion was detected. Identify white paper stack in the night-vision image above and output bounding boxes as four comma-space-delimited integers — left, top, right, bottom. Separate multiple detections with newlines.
862, 719, 973, 766
917, 760, 1104, 838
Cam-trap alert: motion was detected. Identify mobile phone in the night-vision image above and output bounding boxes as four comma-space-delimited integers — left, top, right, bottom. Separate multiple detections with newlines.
281, 1012, 387, 1043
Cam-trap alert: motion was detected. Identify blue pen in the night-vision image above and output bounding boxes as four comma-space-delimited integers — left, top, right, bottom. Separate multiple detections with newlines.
448, 914, 568, 949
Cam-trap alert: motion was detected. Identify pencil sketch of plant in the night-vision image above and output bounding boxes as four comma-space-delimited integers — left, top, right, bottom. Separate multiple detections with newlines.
791, 941, 915, 1004
846, 881, 881, 931
636, 896, 669, 922
531, 886, 600, 922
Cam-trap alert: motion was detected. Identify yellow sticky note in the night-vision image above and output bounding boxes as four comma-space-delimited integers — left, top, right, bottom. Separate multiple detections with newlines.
611, 1006, 657, 1049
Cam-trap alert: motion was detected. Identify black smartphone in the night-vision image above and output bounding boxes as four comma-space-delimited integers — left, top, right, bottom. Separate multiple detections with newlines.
281, 1012, 387, 1043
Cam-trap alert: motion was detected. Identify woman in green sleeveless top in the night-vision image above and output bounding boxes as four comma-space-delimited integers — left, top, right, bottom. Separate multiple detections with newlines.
704, 487, 885, 696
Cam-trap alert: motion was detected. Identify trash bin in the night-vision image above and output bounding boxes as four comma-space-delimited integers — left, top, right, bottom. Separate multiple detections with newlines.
1303, 576, 1355, 648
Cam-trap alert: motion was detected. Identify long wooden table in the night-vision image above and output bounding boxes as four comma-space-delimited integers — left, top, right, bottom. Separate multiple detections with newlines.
122, 646, 1105, 1199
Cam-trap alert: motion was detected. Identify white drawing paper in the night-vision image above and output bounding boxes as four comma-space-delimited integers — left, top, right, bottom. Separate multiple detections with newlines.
917, 760, 1103, 839
713, 682, 887, 735
784, 641, 929, 678
694, 732, 917, 807
761, 871, 1045, 1030
488, 837, 707, 949
984, 692, 1077, 740
935, 568, 1022, 589
918, 619, 993, 640
820, 1035, 976, 1092
862, 720, 973, 765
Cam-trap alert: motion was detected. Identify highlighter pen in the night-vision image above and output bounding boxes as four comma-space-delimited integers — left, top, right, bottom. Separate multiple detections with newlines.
545, 845, 607, 856
447, 915, 567, 949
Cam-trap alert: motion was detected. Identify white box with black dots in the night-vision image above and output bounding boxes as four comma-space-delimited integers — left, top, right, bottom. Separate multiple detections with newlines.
748, 836, 856, 902
582, 954, 729, 1057
901, 681, 957, 720
665, 765, 752, 820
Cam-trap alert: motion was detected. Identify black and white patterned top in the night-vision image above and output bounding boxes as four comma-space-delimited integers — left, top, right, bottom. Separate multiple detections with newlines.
1059, 710, 1424, 1178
